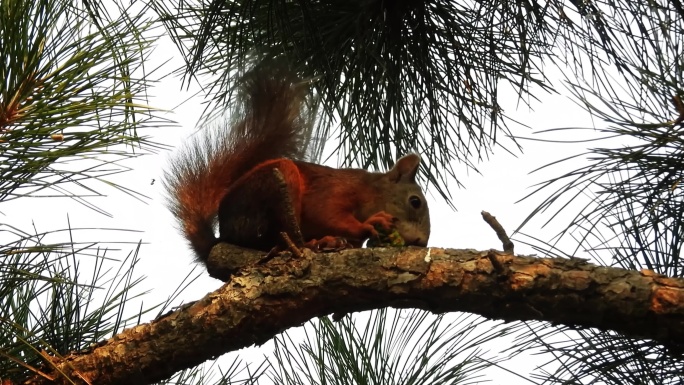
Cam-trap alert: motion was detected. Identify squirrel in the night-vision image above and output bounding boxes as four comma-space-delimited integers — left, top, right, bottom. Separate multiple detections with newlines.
164, 65, 431, 264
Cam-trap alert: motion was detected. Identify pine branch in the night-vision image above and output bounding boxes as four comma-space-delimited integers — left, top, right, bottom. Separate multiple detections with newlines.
22, 246, 684, 385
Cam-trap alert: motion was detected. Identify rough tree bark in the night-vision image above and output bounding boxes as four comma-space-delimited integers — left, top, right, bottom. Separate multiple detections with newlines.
22, 245, 684, 385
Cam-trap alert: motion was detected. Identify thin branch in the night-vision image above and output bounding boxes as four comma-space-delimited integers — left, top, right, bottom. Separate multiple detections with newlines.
481, 211, 515, 254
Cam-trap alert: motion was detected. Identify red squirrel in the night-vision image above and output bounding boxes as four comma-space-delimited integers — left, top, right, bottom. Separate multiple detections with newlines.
164, 66, 431, 264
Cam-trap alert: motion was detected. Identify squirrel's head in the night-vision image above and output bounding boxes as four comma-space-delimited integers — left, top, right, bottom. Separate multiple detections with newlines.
381, 153, 431, 247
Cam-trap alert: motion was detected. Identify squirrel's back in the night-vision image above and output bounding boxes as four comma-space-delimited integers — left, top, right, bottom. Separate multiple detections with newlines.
164, 67, 312, 261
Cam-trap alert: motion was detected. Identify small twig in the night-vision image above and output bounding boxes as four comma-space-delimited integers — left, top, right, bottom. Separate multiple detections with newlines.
481, 211, 515, 254
280, 232, 303, 258
487, 250, 505, 273
258, 232, 303, 266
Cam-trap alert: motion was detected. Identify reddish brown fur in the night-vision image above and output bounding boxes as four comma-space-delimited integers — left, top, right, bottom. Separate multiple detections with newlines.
295, 162, 393, 243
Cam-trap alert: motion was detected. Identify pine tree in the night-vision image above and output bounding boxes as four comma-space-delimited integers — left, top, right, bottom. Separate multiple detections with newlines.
2, 0, 684, 383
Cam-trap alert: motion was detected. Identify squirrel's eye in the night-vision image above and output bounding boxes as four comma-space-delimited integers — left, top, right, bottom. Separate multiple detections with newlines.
409, 195, 422, 209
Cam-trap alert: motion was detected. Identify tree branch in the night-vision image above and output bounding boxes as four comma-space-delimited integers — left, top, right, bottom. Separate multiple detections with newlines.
25, 246, 684, 385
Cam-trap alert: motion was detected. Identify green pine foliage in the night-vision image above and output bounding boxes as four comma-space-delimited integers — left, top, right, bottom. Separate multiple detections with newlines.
269, 309, 513, 385
0, 224, 147, 379
0, 0, 165, 205
0, 0, 165, 381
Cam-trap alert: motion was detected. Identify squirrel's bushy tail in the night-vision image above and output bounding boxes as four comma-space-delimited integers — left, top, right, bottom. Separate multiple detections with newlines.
164, 66, 311, 261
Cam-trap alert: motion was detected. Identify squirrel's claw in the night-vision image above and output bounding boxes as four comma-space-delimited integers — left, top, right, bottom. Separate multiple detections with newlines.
305, 236, 353, 252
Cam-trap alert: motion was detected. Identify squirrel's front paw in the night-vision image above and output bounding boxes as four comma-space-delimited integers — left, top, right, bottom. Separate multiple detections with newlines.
364, 211, 405, 247
363, 211, 397, 234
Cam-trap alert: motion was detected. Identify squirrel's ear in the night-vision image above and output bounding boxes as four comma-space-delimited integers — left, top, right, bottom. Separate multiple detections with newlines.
387, 153, 421, 183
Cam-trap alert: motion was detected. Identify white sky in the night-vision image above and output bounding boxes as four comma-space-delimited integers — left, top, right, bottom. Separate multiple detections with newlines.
0, 31, 608, 383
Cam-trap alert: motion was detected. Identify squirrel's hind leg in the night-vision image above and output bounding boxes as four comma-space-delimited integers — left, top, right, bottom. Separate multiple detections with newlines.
217, 159, 305, 252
